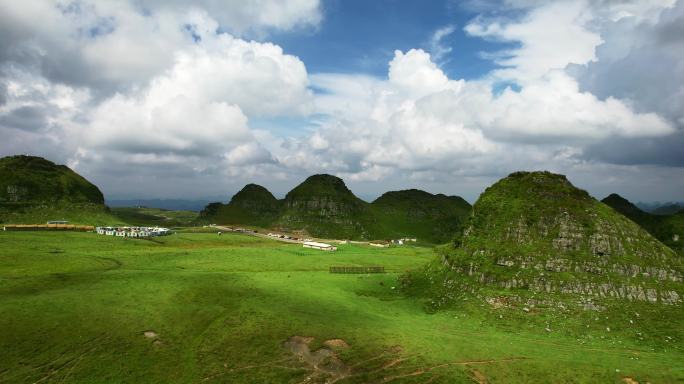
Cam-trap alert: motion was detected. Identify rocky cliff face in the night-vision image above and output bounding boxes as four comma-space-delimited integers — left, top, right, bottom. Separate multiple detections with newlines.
429, 171, 682, 306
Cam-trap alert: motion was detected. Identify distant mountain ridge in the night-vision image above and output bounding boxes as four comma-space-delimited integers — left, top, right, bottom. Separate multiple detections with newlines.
106, 199, 217, 212
199, 174, 472, 243
637, 201, 684, 214
651, 204, 683, 216
602, 193, 683, 254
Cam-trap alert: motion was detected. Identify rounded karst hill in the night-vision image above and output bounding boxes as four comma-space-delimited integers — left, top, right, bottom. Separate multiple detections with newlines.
283, 174, 368, 213
436, 171, 681, 305
601, 193, 648, 218
285, 174, 360, 203
0, 155, 104, 205
371, 189, 472, 243
229, 183, 280, 212
198, 183, 282, 227
279, 174, 374, 239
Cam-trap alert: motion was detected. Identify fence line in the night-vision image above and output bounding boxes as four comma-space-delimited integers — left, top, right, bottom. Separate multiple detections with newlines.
3, 224, 94, 232
329, 266, 384, 274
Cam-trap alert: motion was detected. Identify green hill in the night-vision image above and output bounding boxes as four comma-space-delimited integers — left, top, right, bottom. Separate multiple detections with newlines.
0, 155, 117, 225
0, 155, 104, 204
405, 171, 682, 312
602, 193, 683, 254
370, 189, 471, 243
277, 174, 376, 239
198, 184, 282, 227
199, 175, 472, 242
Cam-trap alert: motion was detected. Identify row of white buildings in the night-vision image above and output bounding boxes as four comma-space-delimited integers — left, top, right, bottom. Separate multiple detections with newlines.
96, 226, 172, 238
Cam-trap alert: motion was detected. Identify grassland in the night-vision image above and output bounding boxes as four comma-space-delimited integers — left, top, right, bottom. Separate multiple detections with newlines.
0, 203, 122, 226
0, 231, 682, 383
111, 207, 199, 227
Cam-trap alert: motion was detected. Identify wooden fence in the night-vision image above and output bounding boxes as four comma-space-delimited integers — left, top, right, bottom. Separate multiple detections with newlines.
329, 266, 384, 274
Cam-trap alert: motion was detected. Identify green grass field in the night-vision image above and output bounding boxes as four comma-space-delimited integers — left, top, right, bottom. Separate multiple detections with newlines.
0, 231, 682, 383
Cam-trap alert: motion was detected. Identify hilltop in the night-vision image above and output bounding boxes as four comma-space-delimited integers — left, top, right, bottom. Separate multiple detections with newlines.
277, 174, 376, 239
0, 155, 118, 224
370, 189, 471, 243
199, 174, 471, 242
602, 193, 683, 254
405, 171, 682, 312
199, 183, 282, 227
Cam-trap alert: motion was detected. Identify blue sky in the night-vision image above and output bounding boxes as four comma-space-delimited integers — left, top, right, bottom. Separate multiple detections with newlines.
252, 0, 518, 139
270, 0, 509, 79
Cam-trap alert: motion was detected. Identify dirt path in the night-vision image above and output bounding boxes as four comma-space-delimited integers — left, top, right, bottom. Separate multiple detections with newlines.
214, 226, 383, 247
279, 336, 528, 384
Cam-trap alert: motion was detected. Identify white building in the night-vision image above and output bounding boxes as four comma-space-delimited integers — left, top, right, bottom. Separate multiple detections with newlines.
95, 226, 172, 238
369, 243, 389, 248
303, 241, 337, 251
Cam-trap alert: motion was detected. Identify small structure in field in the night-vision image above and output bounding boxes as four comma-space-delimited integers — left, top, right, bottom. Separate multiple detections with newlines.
96, 226, 171, 238
303, 241, 337, 251
369, 242, 389, 248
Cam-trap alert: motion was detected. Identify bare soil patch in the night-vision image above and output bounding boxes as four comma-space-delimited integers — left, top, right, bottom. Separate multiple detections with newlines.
143, 331, 158, 338
283, 336, 351, 382
323, 338, 350, 350
471, 368, 488, 384
203, 336, 527, 383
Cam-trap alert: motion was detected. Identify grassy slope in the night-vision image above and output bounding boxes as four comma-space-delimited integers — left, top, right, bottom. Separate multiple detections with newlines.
602, 194, 684, 254
0, 155, 113, 225
650, 210, 684, 254
200, 204, 281, 228
198, 184, 282, 228
0, 203, 122, 226
111, 207, 198, 227
370, 190, 471, 243
0, 231, 682, 383
0, 155, 104, 204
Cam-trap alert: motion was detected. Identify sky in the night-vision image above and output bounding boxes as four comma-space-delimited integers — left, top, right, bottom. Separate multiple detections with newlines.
1, 0, 683, 204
